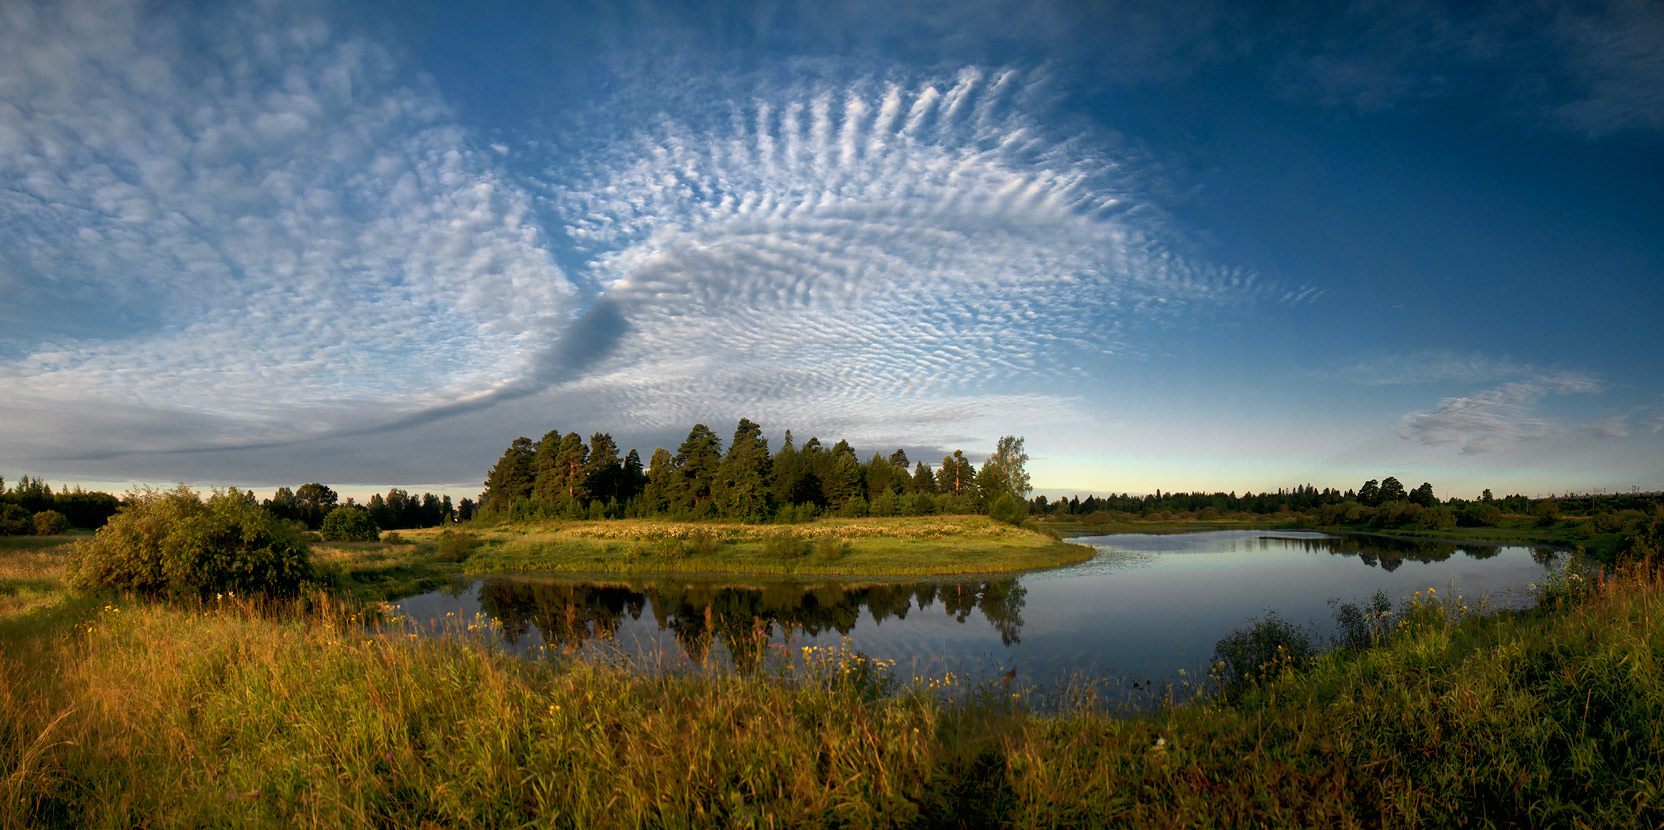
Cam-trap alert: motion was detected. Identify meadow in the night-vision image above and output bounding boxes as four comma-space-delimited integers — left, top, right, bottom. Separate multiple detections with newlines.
2, 533, 1662, 827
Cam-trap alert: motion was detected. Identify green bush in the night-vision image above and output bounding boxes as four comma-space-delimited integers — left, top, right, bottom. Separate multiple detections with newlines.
763, 531, 804, 558
989, 493, 1028, 525
434, 529, 478, 562
0, 504, 34, 535
68, 485, 314, 600
812, 536, 849, 562
686, 531, 718, 557
1210, 612, 1316, 701
319, 505, 379, 542
31, 509, 70, 535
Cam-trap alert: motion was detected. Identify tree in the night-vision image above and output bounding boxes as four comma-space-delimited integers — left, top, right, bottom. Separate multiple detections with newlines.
986, 435, 1031, 501
320, 505, 379, 542
672, 425, 724, 515
1409, 482, 1437, 508
293, 483, 339, 529
939, 451, 976, 498
912, 462, 936, 495
584, 433, 623, 503
482, 437, 536, 514
888, 449, 910, 471
715, 418, 772, 521
531, 429, 565, 510
1379, 477, 1406, 503
1358, 479, 1381, 507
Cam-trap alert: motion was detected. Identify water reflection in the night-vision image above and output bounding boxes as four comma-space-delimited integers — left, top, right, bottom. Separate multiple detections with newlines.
393, 530, 1572, 696
1269, 534, 1560, 569
473, 577, 1026, 672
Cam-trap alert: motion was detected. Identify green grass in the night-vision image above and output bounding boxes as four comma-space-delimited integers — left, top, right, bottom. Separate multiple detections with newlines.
448, 515, 1095, 577
3, 543, 1662, 826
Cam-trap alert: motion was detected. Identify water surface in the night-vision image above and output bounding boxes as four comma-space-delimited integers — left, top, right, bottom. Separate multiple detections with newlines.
393, 530, 1570, 692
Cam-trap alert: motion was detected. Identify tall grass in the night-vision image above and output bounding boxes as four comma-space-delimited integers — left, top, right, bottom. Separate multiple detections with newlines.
2, 547, 1661, 826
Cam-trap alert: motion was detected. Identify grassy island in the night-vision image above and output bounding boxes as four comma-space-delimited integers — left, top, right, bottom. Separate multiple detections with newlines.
436, 515, 1093, 577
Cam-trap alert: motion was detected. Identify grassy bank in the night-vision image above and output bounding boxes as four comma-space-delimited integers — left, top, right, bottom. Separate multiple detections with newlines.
447, 515, 1095, 577
3, 538, 1662, 826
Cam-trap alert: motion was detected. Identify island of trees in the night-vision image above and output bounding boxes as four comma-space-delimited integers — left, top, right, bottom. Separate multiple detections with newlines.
476, 420, 1035, 525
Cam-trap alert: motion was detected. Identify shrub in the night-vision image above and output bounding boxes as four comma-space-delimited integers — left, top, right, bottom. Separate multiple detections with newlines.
1414, 506, 1457, 531
1457, 502, 1502, 527
434, 530, 478, 562
686, 531, 718, 557
989, 493, 1027, 526
380, 531, 409, 545
1330, 589, 1394, 651
68, 485, 314, 600
763, 531, 804, 558
812, 536, 849, 562
0, 504, 33, 535
319, 506, 379, 542
1210, 612, 1316, 701
32, 509, 70, 535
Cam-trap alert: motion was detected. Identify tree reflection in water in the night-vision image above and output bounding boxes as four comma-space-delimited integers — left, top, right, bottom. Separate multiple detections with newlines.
1269, 534, 1553, 572
475, 577, 1027, 672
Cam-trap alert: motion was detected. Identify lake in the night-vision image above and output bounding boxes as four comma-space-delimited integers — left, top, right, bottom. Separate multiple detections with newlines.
392, 529, 1573, 700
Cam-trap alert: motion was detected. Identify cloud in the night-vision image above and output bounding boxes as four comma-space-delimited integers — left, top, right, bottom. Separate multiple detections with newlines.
1324, 350, 1536, 386
0, 0, 575, 446
1394, 373, 1607, 454
0, 1, 1312, 481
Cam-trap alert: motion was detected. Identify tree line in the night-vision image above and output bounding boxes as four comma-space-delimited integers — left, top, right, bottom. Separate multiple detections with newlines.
477, 421, 1032, 523
0, 476, 121, 536
260, 483, 472, 532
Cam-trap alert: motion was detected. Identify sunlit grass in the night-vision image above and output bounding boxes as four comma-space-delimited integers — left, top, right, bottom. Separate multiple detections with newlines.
2, 546, 1661, 826
452, 515, 1095, 576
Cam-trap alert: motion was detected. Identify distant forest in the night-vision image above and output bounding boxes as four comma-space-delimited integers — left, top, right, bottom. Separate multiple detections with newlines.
4, 434, 1662, 537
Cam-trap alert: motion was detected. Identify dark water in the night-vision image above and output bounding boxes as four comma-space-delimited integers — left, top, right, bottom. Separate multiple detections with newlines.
392, 530, 1572, 693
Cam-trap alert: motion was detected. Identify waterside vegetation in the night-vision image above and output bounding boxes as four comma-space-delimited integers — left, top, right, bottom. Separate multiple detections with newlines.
2, 532, 1662, 826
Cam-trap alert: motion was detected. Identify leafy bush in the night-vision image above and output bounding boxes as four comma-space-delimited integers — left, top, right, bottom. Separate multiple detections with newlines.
434, 529, 478, 562
812, 536, 849, 562
763, 531, 804, 558
32, 509, 70, 535
1457, 502, 1502, 527
686, 531, 719, 557
1413, 506, 1457, 530
380, 531, 409, 545
1210, 612, 1316, 701
1330, 589, 1394, 651
68, 485, 314, 600
319, 505, 379, 542
0, 504, 33, 535
989, 493, 1028, 525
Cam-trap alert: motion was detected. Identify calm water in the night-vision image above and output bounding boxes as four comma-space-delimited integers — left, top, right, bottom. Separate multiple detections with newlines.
393, 530, 1571, 694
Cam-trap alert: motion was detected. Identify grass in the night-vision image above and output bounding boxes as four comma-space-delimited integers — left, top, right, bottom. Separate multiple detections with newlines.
4, 540, 1663, 826
446, 515, 1095, 577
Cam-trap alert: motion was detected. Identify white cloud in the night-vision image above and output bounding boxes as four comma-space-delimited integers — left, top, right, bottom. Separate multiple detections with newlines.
0, 0, 575, 438
1394, 372, 1613, 454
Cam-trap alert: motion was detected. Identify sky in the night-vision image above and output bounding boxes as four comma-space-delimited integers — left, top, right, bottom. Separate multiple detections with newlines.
2, 0, 1662, 503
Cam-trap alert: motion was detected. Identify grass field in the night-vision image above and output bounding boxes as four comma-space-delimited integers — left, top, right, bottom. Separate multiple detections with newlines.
2, 535, 1661, 826
446, 515, 1096, 577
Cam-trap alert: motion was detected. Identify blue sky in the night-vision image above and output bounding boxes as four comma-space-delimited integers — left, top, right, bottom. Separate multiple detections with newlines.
2, 0, 1661, 501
